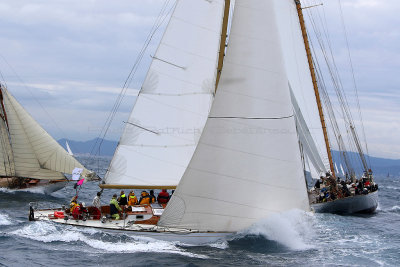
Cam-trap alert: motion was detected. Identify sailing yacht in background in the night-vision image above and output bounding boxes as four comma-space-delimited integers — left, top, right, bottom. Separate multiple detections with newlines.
0, 83, 95, 193
66, 141, 73, 156
31, 0, 377, 243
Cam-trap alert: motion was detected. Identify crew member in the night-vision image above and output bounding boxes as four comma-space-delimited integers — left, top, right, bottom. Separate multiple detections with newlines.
70, 195, 79, 213
91, 192, 102, 219
118, 190, 128, 206
127, 191, 138, 206
149, 190, 156, 203
110, 194, 122, 220
157, 189, 170, 204
139, 191, 151, 205
72, 202, 87, 220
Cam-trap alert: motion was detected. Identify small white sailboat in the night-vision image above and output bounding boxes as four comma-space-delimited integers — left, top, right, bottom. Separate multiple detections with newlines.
66, 141, 73, 156
0, 83, 95, 193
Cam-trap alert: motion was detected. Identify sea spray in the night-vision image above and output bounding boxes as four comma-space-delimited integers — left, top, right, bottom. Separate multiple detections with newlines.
10, 221, 207, 258
0, 186, 46, 194
237, 209, 315, 250
0, 213, 13, 226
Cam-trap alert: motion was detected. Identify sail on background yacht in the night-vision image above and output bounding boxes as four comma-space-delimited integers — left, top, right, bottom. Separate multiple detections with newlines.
0, 83, 94, 193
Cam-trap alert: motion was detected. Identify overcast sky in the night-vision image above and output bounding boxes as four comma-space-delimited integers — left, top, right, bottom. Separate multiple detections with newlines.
0, 0, 399, 159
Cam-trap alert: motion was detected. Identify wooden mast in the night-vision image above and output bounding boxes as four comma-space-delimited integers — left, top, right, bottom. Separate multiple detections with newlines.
295, 0, 336, 177
215, 0, 231, 92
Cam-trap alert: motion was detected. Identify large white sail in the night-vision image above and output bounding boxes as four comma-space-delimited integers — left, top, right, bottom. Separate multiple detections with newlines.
159, 0, 310, 232
1, 87, 90, 180
274, 0, 330, 172
103, 0, 226, 188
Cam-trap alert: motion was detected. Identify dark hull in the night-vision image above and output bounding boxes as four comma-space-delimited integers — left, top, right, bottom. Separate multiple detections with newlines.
311, 191, 378, 215
0, 178, 67, 193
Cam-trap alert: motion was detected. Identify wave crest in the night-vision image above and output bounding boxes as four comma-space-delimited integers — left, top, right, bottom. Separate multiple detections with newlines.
236, 209, 315, 251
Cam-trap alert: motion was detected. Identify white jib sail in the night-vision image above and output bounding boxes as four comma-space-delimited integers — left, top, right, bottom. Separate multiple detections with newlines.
274, 0, 330, 172
104, 0, 226, 187
2, 88, 91, 180
290, 86, 327, 179
159, 0, 310, 232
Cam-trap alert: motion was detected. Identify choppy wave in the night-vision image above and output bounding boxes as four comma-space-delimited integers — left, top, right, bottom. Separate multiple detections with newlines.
0, 213, 13, 226
236, 209, 315, 251
384, 186, 400, 190
10, 221, 207, 258
388, 206, 400, 212
0, 187, 46, 194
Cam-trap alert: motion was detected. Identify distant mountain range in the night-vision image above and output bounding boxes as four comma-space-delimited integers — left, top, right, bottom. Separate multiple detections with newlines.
58, 138, 400, 176
332, 151, 400, 176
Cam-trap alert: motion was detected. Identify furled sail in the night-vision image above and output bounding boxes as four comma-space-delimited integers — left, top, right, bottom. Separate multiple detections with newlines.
0, 87, 91, 180
274, 0, 330, 172
103, 0, 226, 188
159, 0, 310, 232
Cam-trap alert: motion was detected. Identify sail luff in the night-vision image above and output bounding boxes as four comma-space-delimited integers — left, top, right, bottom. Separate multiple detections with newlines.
295, 0, 335, 177
0, 86, 15, 177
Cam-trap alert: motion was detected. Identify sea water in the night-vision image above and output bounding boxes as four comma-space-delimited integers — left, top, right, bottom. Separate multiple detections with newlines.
0, 157, 399, 266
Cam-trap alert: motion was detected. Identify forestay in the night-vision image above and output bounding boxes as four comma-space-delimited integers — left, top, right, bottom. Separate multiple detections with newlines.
104, 0, 226, 188
0, 87, 91, 180
159, 0, 310, 232
274, 0, 330, 173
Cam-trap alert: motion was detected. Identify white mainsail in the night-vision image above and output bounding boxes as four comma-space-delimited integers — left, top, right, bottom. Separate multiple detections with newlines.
159, 0, 310, 232
0, 87, 91, 180
103, 0, 226, 188
274, 0, 330, 173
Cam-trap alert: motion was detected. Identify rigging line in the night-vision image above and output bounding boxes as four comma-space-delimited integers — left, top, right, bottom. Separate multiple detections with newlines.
307, 9, 355, 175
90, 0, 176, 158
307, 6, 361, 162
92, 1, 172, 155
337, 0, 371, 168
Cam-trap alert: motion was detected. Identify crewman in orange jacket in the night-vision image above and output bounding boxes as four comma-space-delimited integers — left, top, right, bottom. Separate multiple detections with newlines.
127, 191, 138, 206
139, 191, 151, 205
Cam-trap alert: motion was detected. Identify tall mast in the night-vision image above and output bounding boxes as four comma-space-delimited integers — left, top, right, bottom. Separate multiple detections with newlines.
0, 84, 16, 177
295, 0, 336, 177
215, 0, 231, 92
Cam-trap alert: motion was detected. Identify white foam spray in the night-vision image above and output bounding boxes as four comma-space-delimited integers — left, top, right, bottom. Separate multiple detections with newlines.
0, 187, 46, 194
237, 209, 315, 250
10, 222, 207, 258
0, 213, 13, 226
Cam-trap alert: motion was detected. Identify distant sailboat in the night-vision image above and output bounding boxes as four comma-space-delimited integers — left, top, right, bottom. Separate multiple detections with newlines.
0, 83, 95, 193
66, 141, 73, 156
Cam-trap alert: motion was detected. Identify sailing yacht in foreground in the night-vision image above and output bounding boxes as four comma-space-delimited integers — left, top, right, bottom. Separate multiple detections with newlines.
31, 0, 377, 243
0, 83, 95, 193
